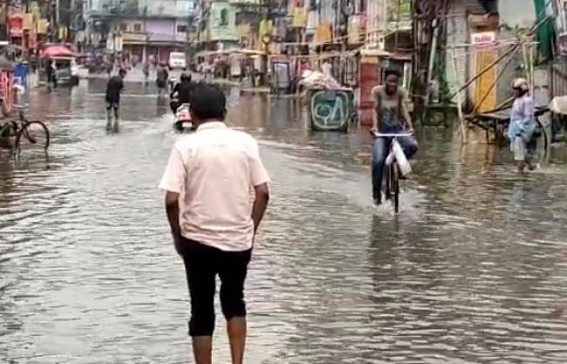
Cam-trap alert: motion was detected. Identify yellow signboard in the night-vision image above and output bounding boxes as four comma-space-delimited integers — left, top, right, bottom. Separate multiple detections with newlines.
23, 13, 34, 30
36, 18, 48, 34
292, 7, 306, 28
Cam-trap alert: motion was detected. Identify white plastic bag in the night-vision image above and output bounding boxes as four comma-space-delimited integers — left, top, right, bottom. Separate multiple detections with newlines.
386, 139, 412, 176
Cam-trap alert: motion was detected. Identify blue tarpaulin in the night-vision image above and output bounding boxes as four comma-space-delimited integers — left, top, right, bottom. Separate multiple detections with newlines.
14, 62, 28, 87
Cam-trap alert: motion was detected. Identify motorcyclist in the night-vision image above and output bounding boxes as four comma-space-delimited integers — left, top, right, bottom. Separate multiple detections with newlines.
170, 72, 195, 114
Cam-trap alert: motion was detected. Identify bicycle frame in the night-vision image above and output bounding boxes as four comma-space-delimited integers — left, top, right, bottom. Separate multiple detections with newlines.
371, 132, 412, 213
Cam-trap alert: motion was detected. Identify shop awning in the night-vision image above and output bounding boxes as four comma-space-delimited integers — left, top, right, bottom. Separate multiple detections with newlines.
41, 45, 76, 59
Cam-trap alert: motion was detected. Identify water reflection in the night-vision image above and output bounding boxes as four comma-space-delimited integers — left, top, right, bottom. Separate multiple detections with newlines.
0, 82, 566, 363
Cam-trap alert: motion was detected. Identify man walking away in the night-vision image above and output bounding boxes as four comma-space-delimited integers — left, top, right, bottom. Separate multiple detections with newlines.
156, 63, 168, 98
143, 61, 150, 85
159, 83, 270, 364
105, 68, 126, 132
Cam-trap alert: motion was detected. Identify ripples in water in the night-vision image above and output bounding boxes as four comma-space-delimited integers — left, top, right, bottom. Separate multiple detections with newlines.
1, 85, 566, 363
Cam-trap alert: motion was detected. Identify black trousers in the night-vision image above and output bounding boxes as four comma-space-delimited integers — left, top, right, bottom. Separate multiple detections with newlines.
179, 237, 252, 337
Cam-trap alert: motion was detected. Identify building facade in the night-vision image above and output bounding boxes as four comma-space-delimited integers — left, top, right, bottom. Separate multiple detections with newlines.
84, 0, 193, 62
194, 0, 266, 52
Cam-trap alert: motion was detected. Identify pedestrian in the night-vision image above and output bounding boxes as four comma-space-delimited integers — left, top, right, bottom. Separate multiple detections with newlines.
105, 68, 126, 132
143, 61, 150, 84
156, 63, 168, 98
159, 83, 270, 364
321, 59, 332, 77
508, 78, 537, 172
45, 59, 53, 91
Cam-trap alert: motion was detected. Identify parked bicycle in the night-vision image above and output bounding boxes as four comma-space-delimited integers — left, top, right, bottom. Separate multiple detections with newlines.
0, 104, 50, 157
371, 132, 413, 214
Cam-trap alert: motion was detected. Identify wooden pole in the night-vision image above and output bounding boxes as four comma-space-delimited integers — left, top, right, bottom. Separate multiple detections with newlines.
450, 46, 467, 143
424, 17, 439, 106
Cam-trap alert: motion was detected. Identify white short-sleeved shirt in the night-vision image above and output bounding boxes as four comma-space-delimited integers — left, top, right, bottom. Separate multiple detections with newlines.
159, 122, 270, 251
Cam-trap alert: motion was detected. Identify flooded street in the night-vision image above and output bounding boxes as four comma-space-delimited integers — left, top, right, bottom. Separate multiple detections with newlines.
1, 81, 567, 363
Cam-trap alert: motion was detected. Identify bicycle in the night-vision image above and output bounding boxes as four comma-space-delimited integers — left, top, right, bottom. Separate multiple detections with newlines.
371, 132, 413, 214
0, 104, 50, 158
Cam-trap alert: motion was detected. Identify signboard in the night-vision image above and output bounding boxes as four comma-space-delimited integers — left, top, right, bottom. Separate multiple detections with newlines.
471, 31, 496, 45
121, 32, 147, 43
9, 14, 23, 37
292, 7, 306, 28
209, 2, 238, 41
309, 89, 353, 131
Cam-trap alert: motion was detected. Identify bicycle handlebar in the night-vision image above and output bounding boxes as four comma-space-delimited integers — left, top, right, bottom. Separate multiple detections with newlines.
370, 131, 412, 138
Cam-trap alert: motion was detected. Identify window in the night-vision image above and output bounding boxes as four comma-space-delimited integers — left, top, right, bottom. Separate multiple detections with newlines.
133, 23, 142, 32
176, 24, 187, 33
119, 23, 127, 31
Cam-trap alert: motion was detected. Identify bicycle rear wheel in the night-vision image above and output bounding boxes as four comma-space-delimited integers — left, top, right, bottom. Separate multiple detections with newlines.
16, 120, 50, 155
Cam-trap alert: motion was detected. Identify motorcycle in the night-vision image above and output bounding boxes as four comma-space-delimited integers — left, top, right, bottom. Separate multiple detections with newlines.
174, 103, 192, 132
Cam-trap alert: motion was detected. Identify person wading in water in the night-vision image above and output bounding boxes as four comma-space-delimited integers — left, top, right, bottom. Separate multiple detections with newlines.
159, 83, 270, 364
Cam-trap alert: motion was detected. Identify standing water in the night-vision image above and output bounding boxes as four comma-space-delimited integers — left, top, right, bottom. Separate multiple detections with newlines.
0, 81, 566, 363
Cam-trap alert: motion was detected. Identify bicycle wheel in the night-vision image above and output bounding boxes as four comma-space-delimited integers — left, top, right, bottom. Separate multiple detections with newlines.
15, 120, 50, 155
390, 163, 400, 214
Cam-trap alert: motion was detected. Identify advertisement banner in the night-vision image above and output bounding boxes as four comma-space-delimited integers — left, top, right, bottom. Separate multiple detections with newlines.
209, 2, 238, 41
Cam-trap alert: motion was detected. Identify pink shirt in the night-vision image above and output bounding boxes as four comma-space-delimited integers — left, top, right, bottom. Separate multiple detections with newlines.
159, 122, 270, 251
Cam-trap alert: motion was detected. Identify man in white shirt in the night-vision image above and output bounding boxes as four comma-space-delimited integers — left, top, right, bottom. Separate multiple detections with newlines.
159, 83, 270, 364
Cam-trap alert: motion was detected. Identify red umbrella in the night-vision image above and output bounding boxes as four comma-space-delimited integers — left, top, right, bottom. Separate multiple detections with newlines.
41, 45, 76, 59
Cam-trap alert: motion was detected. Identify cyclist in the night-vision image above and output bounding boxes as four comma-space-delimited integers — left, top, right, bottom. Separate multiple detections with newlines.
169, 72, 194, 114
370, 68, 417, 205
105, 68, 126, 131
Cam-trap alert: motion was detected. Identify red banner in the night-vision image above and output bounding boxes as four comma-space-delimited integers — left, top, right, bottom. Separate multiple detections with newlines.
9, 14, 24, 37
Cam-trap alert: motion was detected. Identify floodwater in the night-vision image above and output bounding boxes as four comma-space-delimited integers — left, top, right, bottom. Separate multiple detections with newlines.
1, 79, 566, 364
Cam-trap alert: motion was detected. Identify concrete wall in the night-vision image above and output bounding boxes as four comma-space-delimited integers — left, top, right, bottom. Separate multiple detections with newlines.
146, 19, 176, 41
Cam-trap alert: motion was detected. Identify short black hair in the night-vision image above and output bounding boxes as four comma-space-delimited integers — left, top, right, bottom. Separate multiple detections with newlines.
189, 83, 226, 120
384, 68, 401, 78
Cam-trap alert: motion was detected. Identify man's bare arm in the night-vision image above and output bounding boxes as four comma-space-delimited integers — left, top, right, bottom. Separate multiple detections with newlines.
371, 88, 381, 131
251, 183, 270, 234
165, 191, 182, 253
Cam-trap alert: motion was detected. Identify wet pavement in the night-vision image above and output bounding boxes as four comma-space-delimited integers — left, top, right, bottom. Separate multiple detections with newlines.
1, 80, 567, 363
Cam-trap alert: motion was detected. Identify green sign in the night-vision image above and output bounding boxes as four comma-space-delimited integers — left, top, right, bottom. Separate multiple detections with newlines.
310, 90, 352, 131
